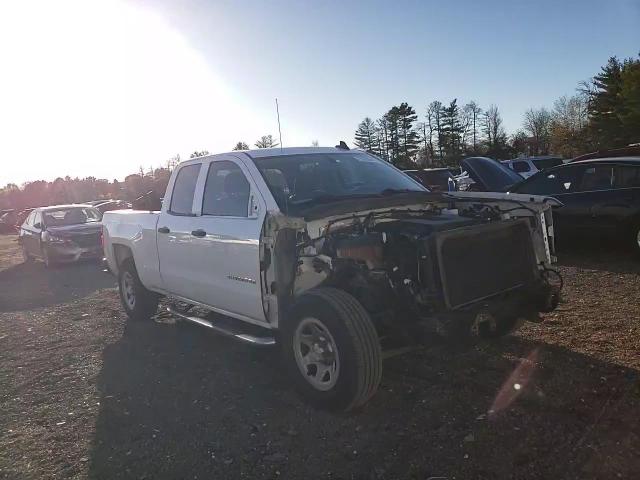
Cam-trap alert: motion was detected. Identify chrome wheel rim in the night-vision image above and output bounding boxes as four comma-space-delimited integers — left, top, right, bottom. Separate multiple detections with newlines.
636, 228, 640, 249
293, 317, 339, 391
122, 272, 136, 310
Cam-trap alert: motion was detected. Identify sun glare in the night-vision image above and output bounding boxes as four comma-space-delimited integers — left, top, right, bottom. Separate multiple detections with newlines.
0, 0, 280, 185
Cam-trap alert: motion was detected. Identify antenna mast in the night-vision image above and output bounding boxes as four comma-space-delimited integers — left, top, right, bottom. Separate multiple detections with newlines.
275, 98, 283, 151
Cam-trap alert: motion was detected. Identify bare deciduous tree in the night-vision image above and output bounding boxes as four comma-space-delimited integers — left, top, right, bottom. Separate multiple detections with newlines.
522, 107, 553, 155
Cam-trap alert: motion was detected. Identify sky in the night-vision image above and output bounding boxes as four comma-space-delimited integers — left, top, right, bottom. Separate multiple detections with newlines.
0, 0, 638, 186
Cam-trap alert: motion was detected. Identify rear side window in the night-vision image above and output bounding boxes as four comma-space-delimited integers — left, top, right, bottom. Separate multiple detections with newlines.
169, 164, 201, 215
512, 161, 531, 173
202, 161, 250, 217
577, 165, 613, 192
614, 166, 640, 188
513, 166, 581, 195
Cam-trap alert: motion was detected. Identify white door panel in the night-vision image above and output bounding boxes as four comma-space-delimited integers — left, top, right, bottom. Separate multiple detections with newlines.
156, 214, 203, 299
186, 216, 265, 322
158, 156, 267, 324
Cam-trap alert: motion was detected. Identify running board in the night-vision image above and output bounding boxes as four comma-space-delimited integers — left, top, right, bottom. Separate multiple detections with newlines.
166, 307, 276, 346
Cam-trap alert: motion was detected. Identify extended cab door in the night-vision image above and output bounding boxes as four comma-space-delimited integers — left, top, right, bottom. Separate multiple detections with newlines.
187, 156, 267, 323
156, 161, 204, 300
157, 156, 268, 325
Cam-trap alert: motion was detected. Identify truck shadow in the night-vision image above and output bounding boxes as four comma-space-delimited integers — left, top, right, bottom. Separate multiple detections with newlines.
555, 239, 640, 275
0, 260, 116, 312
88, 322, 640, 479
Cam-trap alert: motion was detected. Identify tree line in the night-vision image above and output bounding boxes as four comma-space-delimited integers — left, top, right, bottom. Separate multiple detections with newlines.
2, 55, 638, 211
0, 135, 281, 211
354, 55, 640, 168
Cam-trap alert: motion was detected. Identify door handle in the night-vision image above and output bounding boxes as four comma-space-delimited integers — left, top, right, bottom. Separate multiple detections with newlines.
158, 226, 170, 234
191, 229, 206, 238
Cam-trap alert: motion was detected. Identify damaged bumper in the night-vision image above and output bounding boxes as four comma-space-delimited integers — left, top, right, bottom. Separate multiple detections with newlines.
46, 243, 102, 263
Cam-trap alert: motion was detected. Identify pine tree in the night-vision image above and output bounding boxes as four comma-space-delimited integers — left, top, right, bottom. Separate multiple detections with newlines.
397, 103, 420, 163
440, 99, 462, 163
584, 55, 640, 149
233, 142, 249, 150
354, 117, 378, 153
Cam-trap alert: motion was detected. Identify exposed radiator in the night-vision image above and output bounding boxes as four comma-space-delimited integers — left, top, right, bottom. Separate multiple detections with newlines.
435, 219, 537, 309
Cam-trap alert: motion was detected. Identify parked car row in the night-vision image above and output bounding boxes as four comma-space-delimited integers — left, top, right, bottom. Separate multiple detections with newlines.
458, 155, 640, 252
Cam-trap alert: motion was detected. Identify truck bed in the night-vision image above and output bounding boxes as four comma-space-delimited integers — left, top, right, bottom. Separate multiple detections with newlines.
102, 210, 161, 288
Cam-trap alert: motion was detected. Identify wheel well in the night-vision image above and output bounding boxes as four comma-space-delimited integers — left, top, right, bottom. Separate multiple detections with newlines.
113, 244, 133, 270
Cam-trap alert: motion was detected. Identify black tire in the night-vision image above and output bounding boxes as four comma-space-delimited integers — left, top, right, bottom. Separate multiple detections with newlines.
21, 243, 32, 263
631, 222, 640, 255
118, 258, 159, 321
42, 246, 55, 269
282, 287, 382, 412
477, 314, 521, 339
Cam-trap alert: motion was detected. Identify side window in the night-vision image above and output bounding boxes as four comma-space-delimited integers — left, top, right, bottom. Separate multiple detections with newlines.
614, 166, 640, 188
576, 165, 613, 192
169, 164, 201, 215
515, 166, 580, 195
202, 161, 250, 217
33, 211, 43, 228
512, 161, 531, 173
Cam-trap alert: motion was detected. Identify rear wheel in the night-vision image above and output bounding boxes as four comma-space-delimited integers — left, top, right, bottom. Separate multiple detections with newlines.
282, 287, 382, 411
118, 259, 159, 321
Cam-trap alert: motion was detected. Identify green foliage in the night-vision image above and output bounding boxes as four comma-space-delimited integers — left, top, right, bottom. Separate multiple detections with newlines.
255, 135, 279, 148
584, 55, 640, 149
354, 117, 378, 153
233, 142, 249, 150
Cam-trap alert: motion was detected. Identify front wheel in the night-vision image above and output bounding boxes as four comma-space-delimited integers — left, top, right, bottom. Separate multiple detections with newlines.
21, 243, 32, 263
42, 246, 55, 268
282, 288, 382, 412
631, 222, 640, 255
118, 259, 159, 321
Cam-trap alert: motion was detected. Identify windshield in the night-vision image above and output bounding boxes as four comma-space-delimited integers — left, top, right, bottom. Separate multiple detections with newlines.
42, 207, 102, 227
462, 156, 524, 191
532, 157, 564, 170
252, 152, 426, 213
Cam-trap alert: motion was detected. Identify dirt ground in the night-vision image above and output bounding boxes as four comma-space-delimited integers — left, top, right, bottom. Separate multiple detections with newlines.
1, 233, 639, 479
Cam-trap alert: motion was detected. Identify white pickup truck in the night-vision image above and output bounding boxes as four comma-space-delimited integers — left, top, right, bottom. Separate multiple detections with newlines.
103, 146, 562, 411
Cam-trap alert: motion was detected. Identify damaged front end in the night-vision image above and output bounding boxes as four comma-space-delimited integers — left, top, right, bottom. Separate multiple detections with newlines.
260, 191, 562, 339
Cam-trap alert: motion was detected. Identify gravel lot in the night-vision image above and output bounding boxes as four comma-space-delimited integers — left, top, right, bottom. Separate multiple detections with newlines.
1, 234, 639, 479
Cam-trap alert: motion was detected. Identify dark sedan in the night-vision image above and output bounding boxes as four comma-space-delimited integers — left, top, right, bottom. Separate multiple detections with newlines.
18, 205, 103, 267
460, 156, 640, 252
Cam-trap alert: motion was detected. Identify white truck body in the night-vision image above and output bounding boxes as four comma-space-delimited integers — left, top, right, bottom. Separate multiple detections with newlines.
104, 147, 560, 329
103, 147, 563, 410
